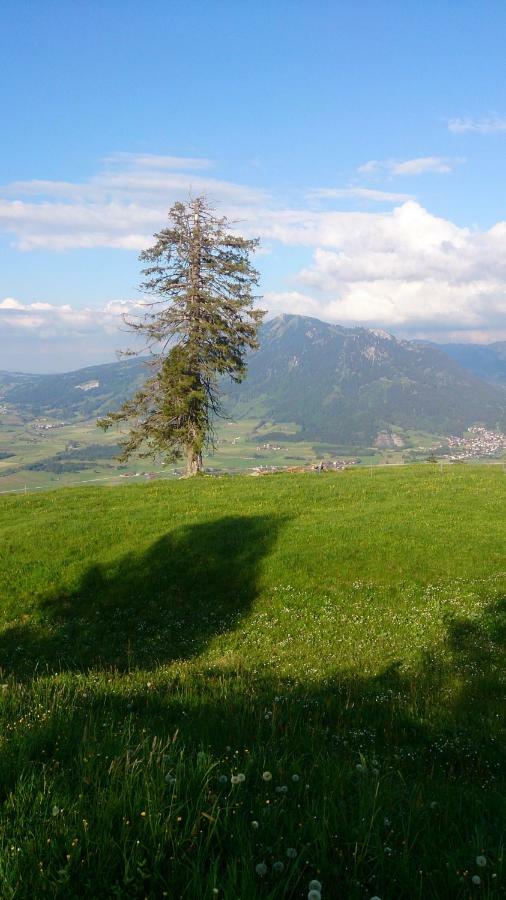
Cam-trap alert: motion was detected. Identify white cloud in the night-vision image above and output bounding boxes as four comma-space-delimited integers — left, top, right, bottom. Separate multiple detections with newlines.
262, 201, 506, 342
0, 153, 268, 251
1, 156, 506, 350
263, 291, 322, 317
103, 152, 214, 170
448, 117, 506, 134
0, 297, 150, 371
309, 187, 413, 202
358, 156, 461, 176
0, 296, 145, 339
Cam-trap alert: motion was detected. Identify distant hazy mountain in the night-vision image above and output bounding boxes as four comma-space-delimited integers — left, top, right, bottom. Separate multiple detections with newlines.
1, 315, 505, 443
0, 358, 147, 419
438, 342, 506, 387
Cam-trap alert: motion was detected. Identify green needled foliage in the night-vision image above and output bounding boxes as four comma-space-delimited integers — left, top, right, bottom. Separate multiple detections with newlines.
98, 196, 264, 475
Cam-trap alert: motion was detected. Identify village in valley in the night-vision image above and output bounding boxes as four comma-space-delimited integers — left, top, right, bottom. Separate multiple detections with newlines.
431, 426, 506, 461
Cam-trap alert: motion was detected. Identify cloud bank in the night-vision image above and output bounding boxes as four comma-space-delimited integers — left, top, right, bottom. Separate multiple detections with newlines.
1, 153, 506, 369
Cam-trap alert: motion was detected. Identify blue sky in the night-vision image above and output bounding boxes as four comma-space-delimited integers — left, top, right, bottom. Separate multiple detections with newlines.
1, 1, 506, 370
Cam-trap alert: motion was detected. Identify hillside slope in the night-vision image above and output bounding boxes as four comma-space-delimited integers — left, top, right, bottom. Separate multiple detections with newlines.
0, 357, 147, 419
224, 315, 506, 442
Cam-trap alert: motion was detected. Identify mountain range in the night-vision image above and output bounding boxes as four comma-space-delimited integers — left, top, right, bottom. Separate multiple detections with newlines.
1, 315, 505, 444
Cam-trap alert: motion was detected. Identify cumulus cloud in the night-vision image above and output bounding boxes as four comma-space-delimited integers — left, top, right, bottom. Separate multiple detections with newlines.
448, 117, 506, 134
265, 201, 506, 342
358, 156, 461, 176
1, 155, 506, 352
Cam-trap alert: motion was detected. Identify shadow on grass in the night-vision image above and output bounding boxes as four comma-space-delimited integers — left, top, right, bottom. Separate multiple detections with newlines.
0, 514, 285, 676
1, 593, 506, 898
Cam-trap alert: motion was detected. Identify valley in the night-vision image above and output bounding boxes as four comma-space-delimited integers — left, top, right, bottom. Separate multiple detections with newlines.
1, 315, 505, 493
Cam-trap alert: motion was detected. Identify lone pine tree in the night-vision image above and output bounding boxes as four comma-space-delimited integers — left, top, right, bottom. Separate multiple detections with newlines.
98, 197, 264, 475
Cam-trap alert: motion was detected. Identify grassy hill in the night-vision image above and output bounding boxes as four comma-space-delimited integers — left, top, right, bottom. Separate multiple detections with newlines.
1, 467, 505, 898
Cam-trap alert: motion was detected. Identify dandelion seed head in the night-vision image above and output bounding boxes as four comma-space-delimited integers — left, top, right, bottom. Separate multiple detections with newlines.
255, 862, 268, 876
472, 875, 481, 885
308, 891, 321, 900
273, 861, 284, 873
292, 774, 300, 782
286, 847, 297, 858
308, 880, 322, 891
218, 775, 228, 784
476, 856, 486, 867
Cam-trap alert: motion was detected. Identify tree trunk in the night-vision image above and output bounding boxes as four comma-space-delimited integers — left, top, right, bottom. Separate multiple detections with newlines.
185, 447, 203, 476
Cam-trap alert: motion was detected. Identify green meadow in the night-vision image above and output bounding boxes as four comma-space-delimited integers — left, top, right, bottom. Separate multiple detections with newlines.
0, 466, 505, 898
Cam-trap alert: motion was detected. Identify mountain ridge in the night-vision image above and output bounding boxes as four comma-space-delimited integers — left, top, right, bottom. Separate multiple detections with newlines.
1, 315, 505, 443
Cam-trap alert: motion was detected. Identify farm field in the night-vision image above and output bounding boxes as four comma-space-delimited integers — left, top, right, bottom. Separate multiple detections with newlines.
0, 413, 480, 495
0, 466, 505, 898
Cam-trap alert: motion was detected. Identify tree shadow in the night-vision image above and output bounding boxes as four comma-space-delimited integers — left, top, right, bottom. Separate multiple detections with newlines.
2, 584, 506, 897
0, 514, 286, 677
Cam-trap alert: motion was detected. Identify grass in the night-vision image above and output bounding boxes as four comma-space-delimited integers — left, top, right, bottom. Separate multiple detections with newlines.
0, 465, 505, 898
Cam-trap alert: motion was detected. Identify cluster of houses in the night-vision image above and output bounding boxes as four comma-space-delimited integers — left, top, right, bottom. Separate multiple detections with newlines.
256, 442, 283, 452
34, 420, 69, 431
439, 427, 506, 461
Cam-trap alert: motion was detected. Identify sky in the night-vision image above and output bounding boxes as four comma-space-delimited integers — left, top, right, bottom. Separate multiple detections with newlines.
1, 0, 506, 372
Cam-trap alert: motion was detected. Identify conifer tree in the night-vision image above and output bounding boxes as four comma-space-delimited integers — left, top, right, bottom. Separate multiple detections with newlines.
98, 196, 264, 475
